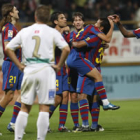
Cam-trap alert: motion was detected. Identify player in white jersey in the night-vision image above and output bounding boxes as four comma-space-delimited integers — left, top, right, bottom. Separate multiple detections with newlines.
5, 5, 70, 140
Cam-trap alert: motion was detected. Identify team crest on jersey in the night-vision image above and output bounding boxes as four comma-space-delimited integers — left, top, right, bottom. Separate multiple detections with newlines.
85, 37, 90, 41
8, 30, 13, 37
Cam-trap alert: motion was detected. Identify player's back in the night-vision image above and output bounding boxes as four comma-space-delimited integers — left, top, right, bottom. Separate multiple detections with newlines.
19, 23, 64, 65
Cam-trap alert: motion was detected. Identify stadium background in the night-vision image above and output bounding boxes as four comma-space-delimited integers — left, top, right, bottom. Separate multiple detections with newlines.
0, 0, 140, 104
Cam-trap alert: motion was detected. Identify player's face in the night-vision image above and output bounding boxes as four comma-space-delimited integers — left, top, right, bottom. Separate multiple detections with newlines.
11, 6, 19, 20
94, 19, 102, 28
57, 14, 67, 28
73, 16, 84, 30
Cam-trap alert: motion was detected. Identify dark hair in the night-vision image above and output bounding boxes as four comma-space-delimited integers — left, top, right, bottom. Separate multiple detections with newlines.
35, 5, 50, 23
72, 12, 85, 22
50, 11, 63, 27
0, 3, 14, 28
99, 18, 111, 34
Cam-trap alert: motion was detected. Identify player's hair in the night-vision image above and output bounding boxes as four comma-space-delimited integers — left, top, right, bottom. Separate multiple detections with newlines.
50, 11, 64, 27
72, 12, 85, 22
35, 5, 50, 23
0, 3, 14, 28
99, 18, 111, 34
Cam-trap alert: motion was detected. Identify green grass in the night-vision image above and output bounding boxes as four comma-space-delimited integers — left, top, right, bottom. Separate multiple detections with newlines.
0, 100, 140, 140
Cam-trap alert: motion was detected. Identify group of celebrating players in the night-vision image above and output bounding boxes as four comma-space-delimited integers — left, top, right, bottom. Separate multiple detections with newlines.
0, 2, 140, 140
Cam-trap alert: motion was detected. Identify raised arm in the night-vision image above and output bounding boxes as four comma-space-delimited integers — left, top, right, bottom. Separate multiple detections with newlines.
111, 14, 135, 38
97, 18, 114, 43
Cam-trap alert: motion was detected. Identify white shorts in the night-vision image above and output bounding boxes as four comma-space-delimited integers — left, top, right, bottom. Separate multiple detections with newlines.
21, 64, 56, 105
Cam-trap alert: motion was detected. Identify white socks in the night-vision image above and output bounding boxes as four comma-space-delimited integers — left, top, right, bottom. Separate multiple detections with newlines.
14, 111, 49, 140
37, 112, 49, 140
15, 111, 28, 140
102, 99, 110, 106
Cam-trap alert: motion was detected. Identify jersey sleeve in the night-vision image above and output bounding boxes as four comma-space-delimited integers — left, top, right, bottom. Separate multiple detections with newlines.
6, 30, 22, 50
83, 35, 100, 47
3, 25, 15, 42
133, 28, 140, 38
90, 26, 103, 36
54, 30, 68, 50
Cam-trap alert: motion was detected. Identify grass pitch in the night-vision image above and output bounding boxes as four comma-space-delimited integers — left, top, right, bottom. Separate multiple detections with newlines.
0, 100, 140, 140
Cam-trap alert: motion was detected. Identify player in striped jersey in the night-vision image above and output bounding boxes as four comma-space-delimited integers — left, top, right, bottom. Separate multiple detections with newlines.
110, 14, 140, 38
0, 3, 22, 133
65, 12, 85, 131
49, 11, 70, 132
74, 36, 109, 131
68, 17, 120, 131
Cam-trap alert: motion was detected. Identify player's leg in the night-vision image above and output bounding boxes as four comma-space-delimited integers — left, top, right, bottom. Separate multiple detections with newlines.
78, 93, 90, 131
0, 61, 16, 118
49, 94, 62, 119
86, 68, 120, 110
0, 90, 14, 117
68, 69, 79, 130
37, 66, 56, 139
70, 92, 79, 131
77, 76, 92, 132
49, 75, 62, 120
37, 105, 50, 140
90, 92, 104, 131
15, 103, 31, 140
58, 90, 69, 132
7, 90, 21, 132
15, 69, 36, 140
7, 69, 23, 132
58, 74, 70, 132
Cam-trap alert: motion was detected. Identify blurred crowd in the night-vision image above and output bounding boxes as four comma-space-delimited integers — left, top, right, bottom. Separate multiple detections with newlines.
0, 0, 140, 29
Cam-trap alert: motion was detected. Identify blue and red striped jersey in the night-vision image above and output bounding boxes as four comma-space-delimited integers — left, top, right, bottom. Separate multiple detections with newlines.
83, 35, 103, 70
1, 22, 22, 61
55, 32, 70, 76
75, 25, 103, 68
64, 30, 77, 45
133, 28, 140, 38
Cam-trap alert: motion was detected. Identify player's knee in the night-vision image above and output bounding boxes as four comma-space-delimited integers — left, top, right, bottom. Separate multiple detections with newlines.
71, 93, 78, 103
62, 96, 68, 104
95, 73, 102, 82
78, 93, 87, 101
6, 93, 14, 102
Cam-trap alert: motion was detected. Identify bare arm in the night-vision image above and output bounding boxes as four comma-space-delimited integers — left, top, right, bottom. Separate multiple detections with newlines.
97, 18, 114, 43
111, 14, 135, 38
72, 40, 87, 48
5, 47, 25, 71
52, 46, 70, 72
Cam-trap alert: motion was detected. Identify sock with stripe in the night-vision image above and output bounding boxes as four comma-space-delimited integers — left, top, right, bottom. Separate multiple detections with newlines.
70, 102, 79, 127
79, 99, 89, 126
49, 105, 56, 119
95, 82, 109, 105
91, 102, 100, 129
10, 101, 21, 123
59, 104, 68, 128
0, 105, 5, 117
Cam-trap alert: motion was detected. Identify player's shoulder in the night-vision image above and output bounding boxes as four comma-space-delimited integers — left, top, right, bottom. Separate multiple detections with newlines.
134, 28, 140, 32
2, 22, 13, 31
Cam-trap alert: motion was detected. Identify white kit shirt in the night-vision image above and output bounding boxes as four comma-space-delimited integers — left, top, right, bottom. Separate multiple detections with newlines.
7, 23, 68, 65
